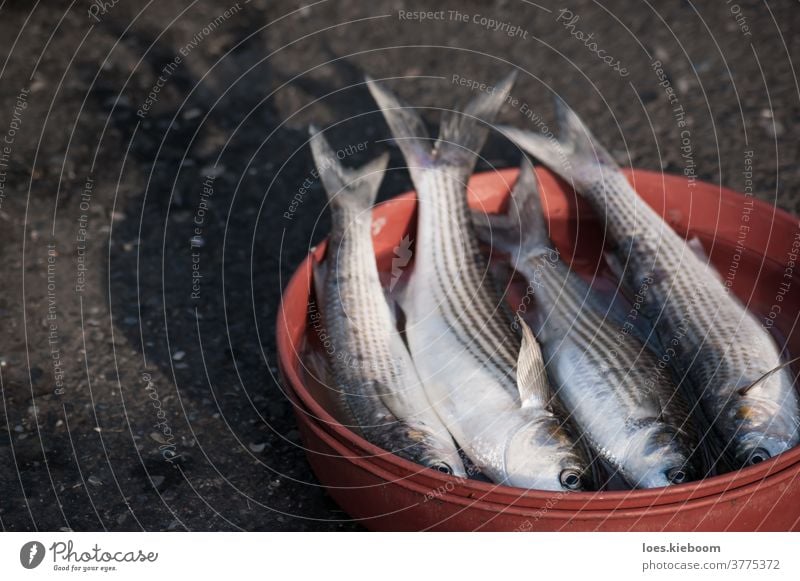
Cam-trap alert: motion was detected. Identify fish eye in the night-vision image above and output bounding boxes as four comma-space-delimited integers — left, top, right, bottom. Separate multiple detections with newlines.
666, 467, 687, 485
432, 462, 453, 475
748, 448, 770, 465
559, 469, 582, 490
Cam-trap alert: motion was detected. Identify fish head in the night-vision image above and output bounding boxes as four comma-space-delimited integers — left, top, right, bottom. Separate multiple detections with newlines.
623, 420, 694, 488
724, 391, 800, 467
400, 424, 467, 478
503, 413, 588, 491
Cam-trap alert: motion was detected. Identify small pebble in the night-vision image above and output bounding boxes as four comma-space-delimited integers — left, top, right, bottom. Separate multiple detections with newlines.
764, 119, 785, 138
200, 165, 225, 178
151, 432, 168, 444
182, 108, 203, 120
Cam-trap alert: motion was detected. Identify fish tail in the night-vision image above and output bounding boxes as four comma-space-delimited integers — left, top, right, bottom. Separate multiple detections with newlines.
364, 75, 432, 175
309, 125, 389, 211
470, 158, 554, 260
508, 158, 554, 256
435, 71, 517, 179
366, 72, 517, 183
498, 96, 619, 189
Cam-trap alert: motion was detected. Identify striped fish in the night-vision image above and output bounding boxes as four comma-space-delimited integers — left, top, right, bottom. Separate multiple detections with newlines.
309, 128, 465, 476
474, 160, 700, 488
366, 75, 589, 490
500, 101, 800, 469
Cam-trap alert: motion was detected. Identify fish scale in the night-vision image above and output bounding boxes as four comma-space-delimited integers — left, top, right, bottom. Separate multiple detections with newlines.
473, 162, 699, 487
592, 171, 782, 394
500, 102, 800, 469
425, 170, 520, 381
309, 128, 465, 475
426, 176, 517, 369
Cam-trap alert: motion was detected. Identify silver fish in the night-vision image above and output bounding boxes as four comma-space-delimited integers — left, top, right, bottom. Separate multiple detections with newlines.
500, 102, 800, 468
366, 75, 589, 490
309, 128, 465, 476
473, 159, 699, 488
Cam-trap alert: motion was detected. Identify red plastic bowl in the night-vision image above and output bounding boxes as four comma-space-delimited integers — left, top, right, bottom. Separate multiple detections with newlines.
276, 167, 800, 531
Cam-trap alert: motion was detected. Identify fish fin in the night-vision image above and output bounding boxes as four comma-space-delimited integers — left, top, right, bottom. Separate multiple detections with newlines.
383, 280, 415, 334
686, 236, 709, 262
498, 97, 618, 189
686, 236, 714, 273
382, 306, 423, 396
471, 159, 555, 264
553, 96, 618, 168
515, 317, 550, 408
507, 157, 557, 259
470, 206, 518, 255
367, 72, 516, 182
435, 71, 517, 180
603, 249, 626, 283
303, 346, 332, 388
309, 125, 389, 209
498, 124, 570, 181
301, 315, 363, 434
597, 249, 667, 350
364, 76, 433, 170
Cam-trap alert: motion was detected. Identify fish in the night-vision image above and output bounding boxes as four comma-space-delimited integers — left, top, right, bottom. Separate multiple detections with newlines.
499, 101, 800, 469
308, 127, 466, 476
472, 159, 700, 487
366, 74, 589, 490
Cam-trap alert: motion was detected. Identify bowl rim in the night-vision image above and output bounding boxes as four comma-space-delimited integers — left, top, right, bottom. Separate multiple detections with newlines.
275, 167, 800, 510
294, 391, 800, 528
